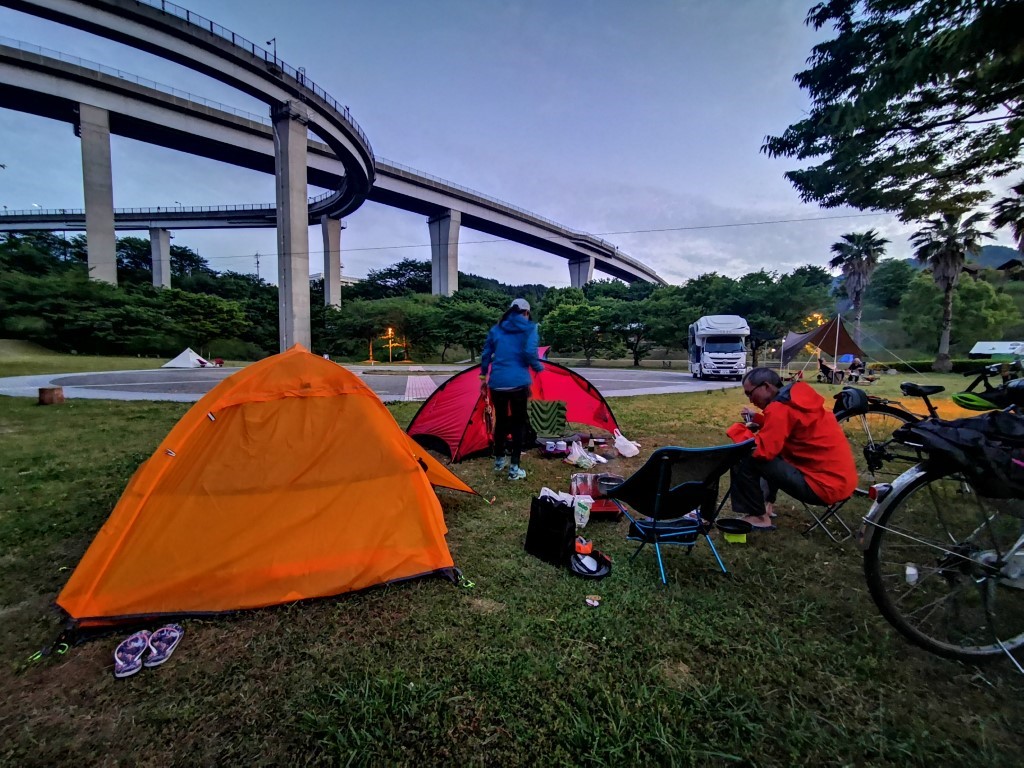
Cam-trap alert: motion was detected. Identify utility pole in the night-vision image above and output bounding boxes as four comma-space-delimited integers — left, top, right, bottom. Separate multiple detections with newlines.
254, 252, 261, 280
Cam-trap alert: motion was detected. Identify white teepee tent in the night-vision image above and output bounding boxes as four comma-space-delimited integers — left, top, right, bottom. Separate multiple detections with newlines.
162, 348, 211, 368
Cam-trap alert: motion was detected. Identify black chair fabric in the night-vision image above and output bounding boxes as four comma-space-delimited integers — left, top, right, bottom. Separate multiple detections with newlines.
603, 441, 755, 582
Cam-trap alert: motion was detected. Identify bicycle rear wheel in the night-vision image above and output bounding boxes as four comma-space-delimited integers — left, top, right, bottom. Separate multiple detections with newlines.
863, 468, 1024, 661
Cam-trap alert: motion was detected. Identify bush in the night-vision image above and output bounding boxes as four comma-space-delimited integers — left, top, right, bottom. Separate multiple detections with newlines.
873, 359, 995, 374
205, 338, 268, 362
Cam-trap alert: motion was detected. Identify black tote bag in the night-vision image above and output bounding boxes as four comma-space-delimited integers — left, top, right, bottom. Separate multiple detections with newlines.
524, 496, 575, 567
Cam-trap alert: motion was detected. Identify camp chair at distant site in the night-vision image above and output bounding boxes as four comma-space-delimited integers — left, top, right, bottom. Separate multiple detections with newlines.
816, 359, 845, 385
527, 399, 582, 445
783, 369, 805, 383
601, 441, 755, 584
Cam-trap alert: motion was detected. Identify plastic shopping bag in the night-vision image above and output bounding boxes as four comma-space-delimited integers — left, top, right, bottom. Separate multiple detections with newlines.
613, 429, 641, 458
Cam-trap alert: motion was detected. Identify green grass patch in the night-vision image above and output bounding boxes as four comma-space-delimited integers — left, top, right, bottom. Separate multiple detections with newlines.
0, 375, 1021, 766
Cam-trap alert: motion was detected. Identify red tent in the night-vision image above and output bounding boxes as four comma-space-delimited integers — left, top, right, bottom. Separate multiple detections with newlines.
407, 362, 619, 462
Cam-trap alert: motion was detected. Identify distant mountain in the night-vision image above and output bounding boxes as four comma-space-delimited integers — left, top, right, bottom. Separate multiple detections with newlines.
973, 244, 1021, 268
900, 244, 1021, 271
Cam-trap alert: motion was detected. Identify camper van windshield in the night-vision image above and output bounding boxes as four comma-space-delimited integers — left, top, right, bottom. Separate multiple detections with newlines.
704, 336, 744, 353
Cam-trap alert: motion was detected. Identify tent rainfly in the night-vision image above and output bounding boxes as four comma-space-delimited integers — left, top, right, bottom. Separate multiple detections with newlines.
780, 316, 866, 366
162, 348, 212, 368
58, 345, 474, 631
968, 341, 1024, 360
407, 361, 619, 462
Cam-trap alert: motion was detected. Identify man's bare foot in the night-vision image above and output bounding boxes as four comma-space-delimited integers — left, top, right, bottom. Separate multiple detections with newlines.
739, 513, 777, 530
765, 501, 777, 519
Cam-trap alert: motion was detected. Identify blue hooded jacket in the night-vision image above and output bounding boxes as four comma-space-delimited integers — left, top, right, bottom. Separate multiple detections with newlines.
480, 312, 544, 389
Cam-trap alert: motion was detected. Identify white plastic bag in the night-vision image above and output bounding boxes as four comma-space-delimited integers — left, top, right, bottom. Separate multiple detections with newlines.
613, 429, 641, 458
565, 441, 596, 469
573, 495, 593, 528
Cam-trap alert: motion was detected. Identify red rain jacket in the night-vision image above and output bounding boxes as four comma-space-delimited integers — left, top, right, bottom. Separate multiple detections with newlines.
726, 381, 857, 505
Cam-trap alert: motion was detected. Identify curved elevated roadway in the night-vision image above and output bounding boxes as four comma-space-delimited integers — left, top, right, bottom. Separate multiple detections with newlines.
1, 0, 374, 218
0, 39, 664, 286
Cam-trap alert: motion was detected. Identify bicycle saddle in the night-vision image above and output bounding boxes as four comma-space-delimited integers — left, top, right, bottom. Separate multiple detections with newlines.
900, 382, 945, 398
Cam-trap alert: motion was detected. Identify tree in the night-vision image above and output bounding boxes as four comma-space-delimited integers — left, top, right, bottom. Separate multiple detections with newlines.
597, 297, 655, 366
346, 258, 432, 300
911, 211, 995, 370
992, 181, 1024, 252
828, 230, 889, 344
762, 1, 1024, 220
899, 272, 1019, 352
170, 244, 215, 278
864, 259, 916, 309
437, 298, 498, 361
157, 289, 248, 349
536, 286, 586, 321
542, 302, 607, 364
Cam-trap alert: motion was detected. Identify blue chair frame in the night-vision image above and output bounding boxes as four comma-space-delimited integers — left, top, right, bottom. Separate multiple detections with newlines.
603, 441, 755, 584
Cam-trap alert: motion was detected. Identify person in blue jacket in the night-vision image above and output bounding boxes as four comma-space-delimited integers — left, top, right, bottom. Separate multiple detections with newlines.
480, 298, 544, 480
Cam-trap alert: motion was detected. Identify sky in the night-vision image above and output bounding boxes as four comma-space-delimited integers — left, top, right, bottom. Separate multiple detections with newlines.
0, 0, 1017, 287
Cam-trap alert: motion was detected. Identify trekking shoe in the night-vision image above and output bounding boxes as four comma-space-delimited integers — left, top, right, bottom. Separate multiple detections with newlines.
508, 465, 527, 481
493, 456, 509, 472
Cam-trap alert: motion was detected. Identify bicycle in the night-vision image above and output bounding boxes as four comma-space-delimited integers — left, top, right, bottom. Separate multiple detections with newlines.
857, 408, 1024, 667
833, 360, 1024, 502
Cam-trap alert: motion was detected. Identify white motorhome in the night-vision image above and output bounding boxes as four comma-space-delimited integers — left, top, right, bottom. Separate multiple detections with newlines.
688, 315, 750, 381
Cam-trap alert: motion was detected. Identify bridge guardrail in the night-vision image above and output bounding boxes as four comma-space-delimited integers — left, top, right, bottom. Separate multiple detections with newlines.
138, 0, 372, 158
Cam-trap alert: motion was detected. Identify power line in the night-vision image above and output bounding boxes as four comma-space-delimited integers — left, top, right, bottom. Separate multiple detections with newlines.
39, 210, 890, 265
151, 210, 894, 262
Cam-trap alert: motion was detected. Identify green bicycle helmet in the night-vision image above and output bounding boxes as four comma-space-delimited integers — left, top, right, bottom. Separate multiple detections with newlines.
951, 392, 999, 411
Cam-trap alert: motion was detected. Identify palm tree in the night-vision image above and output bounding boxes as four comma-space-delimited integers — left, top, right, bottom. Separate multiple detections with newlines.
828, 230, 889, 345
992, 181, 1024, 252
910, 211, 995, 372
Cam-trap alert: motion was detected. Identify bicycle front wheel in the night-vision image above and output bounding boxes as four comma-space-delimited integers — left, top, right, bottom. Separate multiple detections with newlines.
863, 468, 1024, 661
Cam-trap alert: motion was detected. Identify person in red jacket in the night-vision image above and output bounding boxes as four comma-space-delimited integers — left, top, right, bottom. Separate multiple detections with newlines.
725, 367, 857, 530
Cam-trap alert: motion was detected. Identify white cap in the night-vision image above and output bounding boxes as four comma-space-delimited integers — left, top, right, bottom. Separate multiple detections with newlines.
510, 298, 530, 312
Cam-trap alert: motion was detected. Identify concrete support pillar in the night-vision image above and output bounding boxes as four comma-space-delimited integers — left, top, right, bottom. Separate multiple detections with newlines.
150, 227, 171, 288
76, 104, 117, 284
320, 215, 345, 307
272, 101, 312, 351
568, 255, 595, 288
428, 209, 461, 296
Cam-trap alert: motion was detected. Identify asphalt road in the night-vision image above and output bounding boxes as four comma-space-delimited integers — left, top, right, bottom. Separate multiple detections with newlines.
0, 364, 740, 403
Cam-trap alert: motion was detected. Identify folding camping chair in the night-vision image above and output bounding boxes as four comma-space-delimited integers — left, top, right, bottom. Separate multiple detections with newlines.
801, 497, 855, 543
602, 441, 755, 584
816, 359, 845, 385
527, 400, 582, 445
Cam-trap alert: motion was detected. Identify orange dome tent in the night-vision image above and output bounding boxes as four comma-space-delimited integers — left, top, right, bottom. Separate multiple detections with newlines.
58, 345, 474, 631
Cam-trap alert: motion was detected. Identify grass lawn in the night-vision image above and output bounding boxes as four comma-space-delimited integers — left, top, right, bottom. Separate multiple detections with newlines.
0, 360, 1022, 766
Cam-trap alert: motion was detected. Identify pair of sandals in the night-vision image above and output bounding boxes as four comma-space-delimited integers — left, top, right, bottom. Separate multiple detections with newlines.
113, 624, 184, 678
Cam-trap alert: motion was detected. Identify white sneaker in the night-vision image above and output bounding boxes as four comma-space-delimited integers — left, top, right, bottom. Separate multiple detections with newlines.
494, 456, 509, 472
508, 465, 526, 481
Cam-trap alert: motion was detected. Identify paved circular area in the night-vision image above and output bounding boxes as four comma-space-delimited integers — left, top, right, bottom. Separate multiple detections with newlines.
0, 364, 739, 403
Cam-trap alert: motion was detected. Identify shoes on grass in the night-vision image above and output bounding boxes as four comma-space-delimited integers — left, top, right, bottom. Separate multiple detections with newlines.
493, 456, 509, 472
508, 465, 527, 481
113, 623, 185, 678
113, 630, 151, 678
144, 623, 184, 667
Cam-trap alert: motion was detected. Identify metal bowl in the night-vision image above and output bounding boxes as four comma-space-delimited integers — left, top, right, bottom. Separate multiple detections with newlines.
597, 475, 624, 496
715, 518, 753, 534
